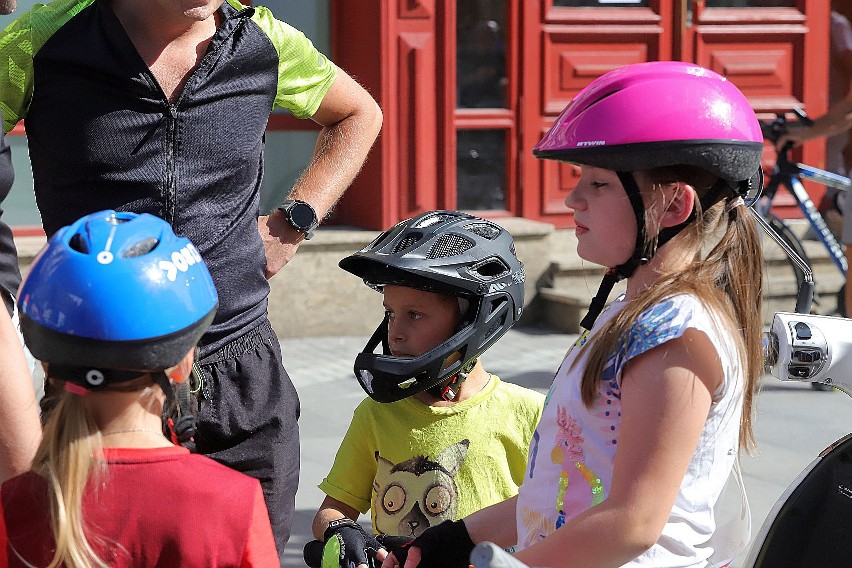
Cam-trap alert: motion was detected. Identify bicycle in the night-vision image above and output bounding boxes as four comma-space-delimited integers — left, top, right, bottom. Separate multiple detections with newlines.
757, 108, 851, 319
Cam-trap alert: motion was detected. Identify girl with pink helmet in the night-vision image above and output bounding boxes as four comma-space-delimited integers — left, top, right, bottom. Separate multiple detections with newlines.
382, 61, 764, 568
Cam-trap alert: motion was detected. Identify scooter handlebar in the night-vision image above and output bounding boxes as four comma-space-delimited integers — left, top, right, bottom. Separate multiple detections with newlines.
764, 312, 852, 392
303, 535, 413, 568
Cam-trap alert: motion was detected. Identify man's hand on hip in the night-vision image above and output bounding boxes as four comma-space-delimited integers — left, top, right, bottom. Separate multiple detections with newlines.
259, 211, 305, 279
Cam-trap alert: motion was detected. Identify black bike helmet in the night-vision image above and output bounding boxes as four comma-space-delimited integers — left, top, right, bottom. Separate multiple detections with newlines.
340, 211, 525, 403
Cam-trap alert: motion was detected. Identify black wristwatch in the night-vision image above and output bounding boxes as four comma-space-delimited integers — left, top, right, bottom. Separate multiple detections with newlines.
278, 199, 319, 240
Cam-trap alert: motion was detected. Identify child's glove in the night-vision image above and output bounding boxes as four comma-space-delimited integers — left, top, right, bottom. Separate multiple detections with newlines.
321, 518, 384, 568
389, 520, 475, 568
302, 526, 412, 568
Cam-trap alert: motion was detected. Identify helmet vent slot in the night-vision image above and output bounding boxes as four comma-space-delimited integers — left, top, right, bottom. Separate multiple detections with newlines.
414, 213, 456, 229
391, 235, 420, 254
69, 234, 89, 254
474, 258, 509, 279
427, 234, 473, 259
123, 238, 160, 258
587, 90, 618, 109
366, 228, 393, 252
465, 222, 501, 240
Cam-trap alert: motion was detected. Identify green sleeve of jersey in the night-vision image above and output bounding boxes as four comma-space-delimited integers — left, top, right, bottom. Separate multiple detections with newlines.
0, 0, 95, 132
247, 4, 338, 118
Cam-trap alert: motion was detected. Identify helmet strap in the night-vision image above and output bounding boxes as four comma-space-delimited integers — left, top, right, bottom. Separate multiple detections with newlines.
580, 269, 620, 331
427, 358, 477, 401
579, 172, 647, 331
656, 177, 727, 246
580, 177, 730, 331
614, 172, 650, 279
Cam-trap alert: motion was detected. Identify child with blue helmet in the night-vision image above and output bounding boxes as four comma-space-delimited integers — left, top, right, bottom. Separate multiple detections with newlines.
0, 210, 278, 567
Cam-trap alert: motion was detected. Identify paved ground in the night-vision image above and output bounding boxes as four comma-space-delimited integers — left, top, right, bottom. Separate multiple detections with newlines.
281, 325, 852, 567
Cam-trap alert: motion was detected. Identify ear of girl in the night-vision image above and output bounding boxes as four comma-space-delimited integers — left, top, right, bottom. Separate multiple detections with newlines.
660, 182, 696, 228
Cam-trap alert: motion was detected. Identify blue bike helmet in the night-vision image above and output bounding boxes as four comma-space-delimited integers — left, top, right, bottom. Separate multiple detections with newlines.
18, 210, 218, 388
340, 211, 525, 403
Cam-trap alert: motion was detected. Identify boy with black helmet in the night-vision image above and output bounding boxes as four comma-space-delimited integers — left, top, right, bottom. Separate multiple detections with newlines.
0, 210, 278, 567
309, 211, 544, 568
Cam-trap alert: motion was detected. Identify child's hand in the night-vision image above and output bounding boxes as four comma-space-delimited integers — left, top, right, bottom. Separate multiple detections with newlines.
375, 535, 413, 567
379, 520, 474, 568
320, 518, 387, 568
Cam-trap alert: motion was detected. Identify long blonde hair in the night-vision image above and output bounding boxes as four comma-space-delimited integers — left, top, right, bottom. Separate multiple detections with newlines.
578, 166, 763, 452
28, 377, 161, 568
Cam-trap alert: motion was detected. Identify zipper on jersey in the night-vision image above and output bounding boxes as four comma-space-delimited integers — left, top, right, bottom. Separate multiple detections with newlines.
163, 103, 179, 225
158, 14, 248, 226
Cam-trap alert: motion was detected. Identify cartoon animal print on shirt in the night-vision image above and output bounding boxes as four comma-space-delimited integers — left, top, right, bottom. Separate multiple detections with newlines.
373, 440, 469, 537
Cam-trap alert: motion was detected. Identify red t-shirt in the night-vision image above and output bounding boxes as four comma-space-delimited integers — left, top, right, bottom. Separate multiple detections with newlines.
0, 446, 278, 567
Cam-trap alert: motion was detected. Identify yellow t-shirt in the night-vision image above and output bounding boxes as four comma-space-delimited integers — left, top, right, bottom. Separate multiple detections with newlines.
319, 376, 544, 537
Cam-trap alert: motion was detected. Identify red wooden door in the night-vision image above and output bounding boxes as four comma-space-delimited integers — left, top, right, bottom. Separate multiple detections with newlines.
681, 1, 830, 214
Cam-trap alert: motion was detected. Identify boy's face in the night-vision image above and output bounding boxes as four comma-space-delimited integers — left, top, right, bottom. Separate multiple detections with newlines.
383, 285, 461, 358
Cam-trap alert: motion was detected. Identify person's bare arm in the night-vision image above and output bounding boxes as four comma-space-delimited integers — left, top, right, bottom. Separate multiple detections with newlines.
778, 46, 852, 150
509, 330, 718, 568
0, 306, 40, 482
777, 92, 852, 149
260, 69, 383, 278
312, 494, 363, 540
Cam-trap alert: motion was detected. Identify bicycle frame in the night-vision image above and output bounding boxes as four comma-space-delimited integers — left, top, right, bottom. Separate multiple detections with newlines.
762, 150, 850, 276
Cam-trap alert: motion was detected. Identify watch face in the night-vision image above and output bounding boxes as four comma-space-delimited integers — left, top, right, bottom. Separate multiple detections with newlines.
289, 202, 316, 231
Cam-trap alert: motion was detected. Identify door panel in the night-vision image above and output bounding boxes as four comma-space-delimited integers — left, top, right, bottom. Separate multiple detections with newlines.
541, 34, 655, 115
523, 1, 673, 225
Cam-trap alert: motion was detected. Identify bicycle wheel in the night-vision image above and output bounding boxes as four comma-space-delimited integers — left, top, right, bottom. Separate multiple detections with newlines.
761, 212, 810, 322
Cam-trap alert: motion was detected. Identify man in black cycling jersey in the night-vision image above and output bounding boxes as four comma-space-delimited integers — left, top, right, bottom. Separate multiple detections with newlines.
0, 1, 382, 564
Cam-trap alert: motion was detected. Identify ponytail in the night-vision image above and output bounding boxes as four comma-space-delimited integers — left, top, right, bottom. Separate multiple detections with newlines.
29, 389, 109, 568
706, 201, 763, 451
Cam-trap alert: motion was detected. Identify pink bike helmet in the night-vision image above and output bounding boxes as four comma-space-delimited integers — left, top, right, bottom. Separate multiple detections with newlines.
534, 61, 763, 330
533, 60, 763, 192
